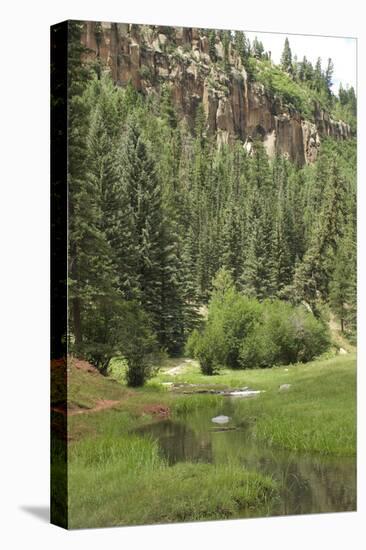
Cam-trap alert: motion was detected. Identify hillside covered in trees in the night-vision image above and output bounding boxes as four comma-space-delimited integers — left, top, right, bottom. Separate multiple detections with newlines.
67, 22, 356, 384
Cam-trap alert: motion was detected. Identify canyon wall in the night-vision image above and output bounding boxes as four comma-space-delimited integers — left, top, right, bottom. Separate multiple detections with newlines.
80, 22, 351, 165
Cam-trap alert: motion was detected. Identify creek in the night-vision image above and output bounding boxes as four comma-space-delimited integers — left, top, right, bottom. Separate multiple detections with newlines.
137, 398, 356, 517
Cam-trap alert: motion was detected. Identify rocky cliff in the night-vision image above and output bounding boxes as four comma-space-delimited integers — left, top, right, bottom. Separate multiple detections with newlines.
80, 22, 351, 165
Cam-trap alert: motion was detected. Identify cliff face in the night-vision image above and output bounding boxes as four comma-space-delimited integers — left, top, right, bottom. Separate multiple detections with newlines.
80, 22, 351, 165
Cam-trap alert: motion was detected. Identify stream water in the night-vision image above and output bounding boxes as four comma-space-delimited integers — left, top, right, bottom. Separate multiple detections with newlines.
137, 398, 356, 518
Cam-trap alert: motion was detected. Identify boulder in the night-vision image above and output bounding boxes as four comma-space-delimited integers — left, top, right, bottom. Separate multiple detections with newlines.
211, 415, 231, 424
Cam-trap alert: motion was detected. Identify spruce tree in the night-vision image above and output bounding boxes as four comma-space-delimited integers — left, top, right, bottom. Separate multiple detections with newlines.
329, 234, 355, 333
314, 57, 323, 91
298, 56, 307, 81
234, 31, 244, 61
291, 154, 348, 309
281, 37, 293, 74
159, 220, 185, 353
120, 118, 164, 332
252, 36, 264, 59
208, 30, 217, 61
67, 22, 114, 353
272, 158, 294, 293
325, 58, 334, 94
222, 30, 231, 71
241, 144, 276, 299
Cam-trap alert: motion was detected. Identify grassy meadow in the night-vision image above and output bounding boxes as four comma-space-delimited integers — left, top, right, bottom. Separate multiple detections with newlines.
63, 352, 356, 528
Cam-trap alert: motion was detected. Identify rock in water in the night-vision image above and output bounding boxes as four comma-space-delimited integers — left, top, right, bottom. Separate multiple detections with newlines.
211, 415, 230, 424
279, 384, 291, 391
228, 389, 262, 397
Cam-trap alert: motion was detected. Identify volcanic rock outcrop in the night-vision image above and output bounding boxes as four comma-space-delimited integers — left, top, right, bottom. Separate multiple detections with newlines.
80, 22, 352, 165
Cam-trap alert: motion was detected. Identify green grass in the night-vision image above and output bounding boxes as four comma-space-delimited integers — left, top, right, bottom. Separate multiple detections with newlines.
68, 434, 276, 528
67, 364, 128, 410
64, 352, 356, 527
67, 353, 356, 456
157, 354, 356, 455
171, 394, 225, 414
69, 433, 164, 470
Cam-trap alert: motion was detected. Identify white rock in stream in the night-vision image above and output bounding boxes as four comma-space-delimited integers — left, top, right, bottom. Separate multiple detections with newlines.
228, 389, 262, 397
211, 415, 231, 424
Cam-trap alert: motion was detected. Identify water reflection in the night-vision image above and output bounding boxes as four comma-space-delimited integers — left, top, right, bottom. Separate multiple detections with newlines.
136, 400, 356, 517
139, 419, 213, 464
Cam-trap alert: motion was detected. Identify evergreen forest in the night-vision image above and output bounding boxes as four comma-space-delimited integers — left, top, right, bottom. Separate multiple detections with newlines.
67, 23, 357, 385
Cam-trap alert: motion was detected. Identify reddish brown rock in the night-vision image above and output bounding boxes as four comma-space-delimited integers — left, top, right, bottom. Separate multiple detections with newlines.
80, 23, 352, 165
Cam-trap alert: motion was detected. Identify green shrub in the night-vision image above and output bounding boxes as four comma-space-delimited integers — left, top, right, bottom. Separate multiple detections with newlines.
188, 277, 262, 373
211, 289, 261, 368
139, 65, 153, 81
107, 357, 128, 383
82, 298, 158, 386
188, 328, 217, 375
239, 300, 330, 368
185, 329, 201, 357
288, 307, 330, 362
251, 59, 323, 119
188, 276, 330, 371
239, 323, 278, 368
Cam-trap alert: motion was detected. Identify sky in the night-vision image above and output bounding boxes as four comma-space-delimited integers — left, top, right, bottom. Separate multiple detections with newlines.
244, 31, 356, 94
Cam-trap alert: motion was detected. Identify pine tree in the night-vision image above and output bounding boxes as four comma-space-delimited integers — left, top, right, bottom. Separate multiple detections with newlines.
273, 214, 293, 295
194, 102, 207, 148
241, 206, 276, 300
160, 83, 178, 129
303, 150, 330, 244
329, 234, 355, 333
241, 145, 277, 299
325, 58, 334, 94
159, 220, 185, 353
222, 30, 231, 71
252, 36, 264, 59
281, 37, 293, 74
208, 30, 217, 61
314, 57, 323, 91
67, 22, 115, 353
272, 157, 294, 293
234, 31, 245, 62
298, 56, 307, 81
318, 158, 347, 256
222, 199, 243, 284
338, 83, 346, 105
348, 87, 357, 114
290, 155, 348, 309
100, 133, 139, 300
287, 170, 306, 264
180, 230, 201, 336
120, 118, 164, 332
298, 56, 314, 83
292, 54, 299, 80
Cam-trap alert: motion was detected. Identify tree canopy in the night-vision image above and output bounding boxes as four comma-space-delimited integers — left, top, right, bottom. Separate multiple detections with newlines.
67, 26, 357, 383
